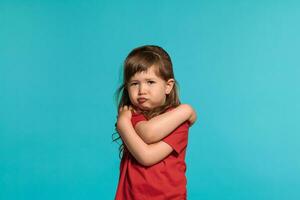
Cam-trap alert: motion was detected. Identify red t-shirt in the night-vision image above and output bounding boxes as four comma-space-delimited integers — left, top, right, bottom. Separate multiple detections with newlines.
115, 109, 190, 200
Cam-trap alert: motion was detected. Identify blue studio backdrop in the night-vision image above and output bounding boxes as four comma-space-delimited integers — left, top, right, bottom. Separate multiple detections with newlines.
1, 1, 299, 200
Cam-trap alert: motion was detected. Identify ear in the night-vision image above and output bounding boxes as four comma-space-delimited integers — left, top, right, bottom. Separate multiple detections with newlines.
165, 79, 175, 94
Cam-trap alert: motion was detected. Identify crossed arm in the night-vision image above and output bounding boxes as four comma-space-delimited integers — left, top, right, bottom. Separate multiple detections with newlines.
117, 104, 197, 166
135, 104, 196, 144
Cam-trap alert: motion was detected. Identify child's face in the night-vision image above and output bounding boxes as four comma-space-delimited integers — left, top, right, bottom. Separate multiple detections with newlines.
127, 66, 174, 111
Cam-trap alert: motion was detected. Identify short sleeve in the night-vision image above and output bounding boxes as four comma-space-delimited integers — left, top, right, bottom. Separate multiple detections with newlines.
131, 110, 147, 127
162, 121, 189, 155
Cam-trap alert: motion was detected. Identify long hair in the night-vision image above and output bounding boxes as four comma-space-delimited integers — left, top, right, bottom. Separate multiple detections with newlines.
113, 45, 181, 158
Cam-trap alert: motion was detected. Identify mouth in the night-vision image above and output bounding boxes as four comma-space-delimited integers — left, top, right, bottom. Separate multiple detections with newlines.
137, 98, 147, 104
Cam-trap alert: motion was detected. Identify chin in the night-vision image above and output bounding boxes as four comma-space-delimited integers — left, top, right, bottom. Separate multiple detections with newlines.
135, 103, 156, 111
138, 106, 151, 111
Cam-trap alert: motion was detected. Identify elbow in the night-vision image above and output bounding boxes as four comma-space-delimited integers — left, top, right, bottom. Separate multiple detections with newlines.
143, 126, 159, 144
138, 159, 153, 167
143, 133, 155, 144
136, 125, 156, 144
136, 150, 156, 167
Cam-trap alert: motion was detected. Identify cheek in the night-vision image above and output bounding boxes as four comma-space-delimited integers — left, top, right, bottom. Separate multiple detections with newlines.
128, 89, 136, 101
153, 90, 166, 102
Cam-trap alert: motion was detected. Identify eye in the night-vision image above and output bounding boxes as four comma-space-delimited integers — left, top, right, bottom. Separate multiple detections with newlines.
147, 80, 155, 84
129, 82, 138, 86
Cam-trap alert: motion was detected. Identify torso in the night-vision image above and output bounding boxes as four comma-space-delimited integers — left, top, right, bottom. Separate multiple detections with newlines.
115, 110, 190, 200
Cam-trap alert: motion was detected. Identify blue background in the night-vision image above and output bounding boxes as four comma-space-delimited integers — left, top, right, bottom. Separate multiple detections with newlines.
1, 0, 299, 199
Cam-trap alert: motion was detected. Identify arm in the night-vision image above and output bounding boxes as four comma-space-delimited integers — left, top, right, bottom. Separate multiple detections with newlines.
117, 106, 173, 167
135, 104, 197, 144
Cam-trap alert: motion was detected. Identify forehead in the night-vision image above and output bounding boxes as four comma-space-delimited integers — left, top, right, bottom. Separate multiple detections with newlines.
130, 66, 161, 81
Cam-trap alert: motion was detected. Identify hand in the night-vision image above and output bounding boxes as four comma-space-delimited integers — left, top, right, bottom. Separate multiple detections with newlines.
188, 107, 197, 126
118, 105, 133, 120
180, 104, 197, 126
116, 105, 133, 134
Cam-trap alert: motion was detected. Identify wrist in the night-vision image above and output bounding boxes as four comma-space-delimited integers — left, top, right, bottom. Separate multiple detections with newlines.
118, 115, 131, 124
117, 116, 130, 128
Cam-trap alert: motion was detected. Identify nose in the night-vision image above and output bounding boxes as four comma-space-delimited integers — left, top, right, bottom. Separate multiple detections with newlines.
138, 83, 147, 95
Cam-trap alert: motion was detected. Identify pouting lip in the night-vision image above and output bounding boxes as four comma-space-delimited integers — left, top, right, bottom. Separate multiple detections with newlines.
137, 98, 147, 103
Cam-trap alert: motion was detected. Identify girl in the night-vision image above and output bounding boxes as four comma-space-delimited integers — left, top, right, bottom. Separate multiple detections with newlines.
114, 45, 197, 199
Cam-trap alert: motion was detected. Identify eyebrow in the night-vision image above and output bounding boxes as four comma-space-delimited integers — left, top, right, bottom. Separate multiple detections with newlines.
129, 78, 157, 82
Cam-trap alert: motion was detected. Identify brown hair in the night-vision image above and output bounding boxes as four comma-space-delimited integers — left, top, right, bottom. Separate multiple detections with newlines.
113, 45, 181, 158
